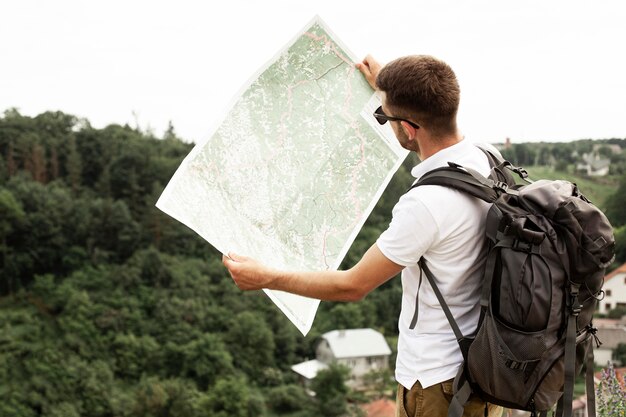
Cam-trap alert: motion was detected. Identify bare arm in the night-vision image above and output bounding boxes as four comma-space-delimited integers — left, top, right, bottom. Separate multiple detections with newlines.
222, 243, 403, 302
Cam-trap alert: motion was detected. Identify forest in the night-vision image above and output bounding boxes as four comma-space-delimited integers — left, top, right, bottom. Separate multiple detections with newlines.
1, 109, 625, 417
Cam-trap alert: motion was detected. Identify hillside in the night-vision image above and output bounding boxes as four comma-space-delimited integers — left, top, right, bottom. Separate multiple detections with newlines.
1, 109, 624, 416
524, 165, 618, 211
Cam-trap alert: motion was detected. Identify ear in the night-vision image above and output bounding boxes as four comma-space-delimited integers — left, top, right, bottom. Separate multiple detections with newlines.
400, 121, 416, 140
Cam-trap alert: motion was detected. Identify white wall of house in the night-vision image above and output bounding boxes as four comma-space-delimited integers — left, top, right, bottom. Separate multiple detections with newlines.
599, 271, 626, 313
594, 348, 615, 367
589, 166, 610, 176
337, 356, 388, 380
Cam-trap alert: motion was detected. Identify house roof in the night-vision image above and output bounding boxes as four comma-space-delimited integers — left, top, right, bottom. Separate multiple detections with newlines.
321, 328, 392, 359
361, 398, 396, 417
591, 158, 610, 170
604, 262, 626, 284
291, 359, 328, 380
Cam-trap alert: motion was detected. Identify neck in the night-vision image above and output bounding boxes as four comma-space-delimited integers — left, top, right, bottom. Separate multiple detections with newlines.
417, 131, 464, 160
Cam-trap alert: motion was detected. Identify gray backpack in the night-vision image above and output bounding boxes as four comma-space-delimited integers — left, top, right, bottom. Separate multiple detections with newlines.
412, 148, 615, 417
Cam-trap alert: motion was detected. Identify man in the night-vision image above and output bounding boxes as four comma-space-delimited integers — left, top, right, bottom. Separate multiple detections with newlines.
223, 54, 502, 417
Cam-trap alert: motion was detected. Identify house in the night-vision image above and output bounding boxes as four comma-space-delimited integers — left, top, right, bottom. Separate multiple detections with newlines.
598, 262, 626, 314
575, 153, 610, 176
593, 318, 626, 366
291, 328, 392, 388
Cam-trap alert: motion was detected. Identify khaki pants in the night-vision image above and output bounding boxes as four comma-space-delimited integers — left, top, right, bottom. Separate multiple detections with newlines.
396, 380, 503, 417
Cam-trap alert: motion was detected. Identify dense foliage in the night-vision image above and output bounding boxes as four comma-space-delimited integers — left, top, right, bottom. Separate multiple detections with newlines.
0, 109, 623, 416
0, 109, 414, 417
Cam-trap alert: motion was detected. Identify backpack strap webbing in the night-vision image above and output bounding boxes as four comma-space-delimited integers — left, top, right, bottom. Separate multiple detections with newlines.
561, 283, 582, 417
411, 163, 520, 203
585, 338, 597, 417
448, 377, 472, 417
561, 314, 577, 417
411, 167, 499, 202
419, 258, 472, 417
418, 258, 468, 356
556, 294, 596, 417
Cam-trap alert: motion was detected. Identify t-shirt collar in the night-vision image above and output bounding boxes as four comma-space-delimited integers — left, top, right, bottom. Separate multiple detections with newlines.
410, 139, 472, 180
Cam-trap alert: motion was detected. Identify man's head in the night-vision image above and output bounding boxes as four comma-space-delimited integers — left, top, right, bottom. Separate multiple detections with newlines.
376, 55, 460, 141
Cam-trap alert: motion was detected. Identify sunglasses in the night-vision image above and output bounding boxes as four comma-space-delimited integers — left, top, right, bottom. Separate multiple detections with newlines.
373, 106, 419, 129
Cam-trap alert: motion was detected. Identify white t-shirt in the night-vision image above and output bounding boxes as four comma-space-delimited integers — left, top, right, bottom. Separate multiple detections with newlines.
376, 139, 494, 390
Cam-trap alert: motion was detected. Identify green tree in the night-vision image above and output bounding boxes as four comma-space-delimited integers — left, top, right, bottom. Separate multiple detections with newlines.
266, 384, 311, 414
613, 343, 626, 365
131, 377, 205, 417
202, 376, 266, 417
605, 174, 626, 227
86, 198, 140, 263
607, 307, 626, 320
311, 364, 350, 417
0, 187, 25, 292
112, 333, 160, 379
225, 312, 276, 381
65, 136, 82, 192
179, 333, 235, 389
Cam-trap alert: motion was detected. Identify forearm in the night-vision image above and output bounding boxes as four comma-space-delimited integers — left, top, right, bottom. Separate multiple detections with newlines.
268, 269, 364, 302
224, 244, 403, 302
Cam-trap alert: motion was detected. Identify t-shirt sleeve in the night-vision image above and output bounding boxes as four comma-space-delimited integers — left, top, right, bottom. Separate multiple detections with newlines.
376, 189, 439, 267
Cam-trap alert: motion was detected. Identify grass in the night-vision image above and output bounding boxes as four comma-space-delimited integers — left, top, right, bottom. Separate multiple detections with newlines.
521, 165, 618, 211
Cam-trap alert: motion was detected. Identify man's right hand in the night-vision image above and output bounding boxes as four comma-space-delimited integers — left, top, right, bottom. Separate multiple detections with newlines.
356, 55, 383, 91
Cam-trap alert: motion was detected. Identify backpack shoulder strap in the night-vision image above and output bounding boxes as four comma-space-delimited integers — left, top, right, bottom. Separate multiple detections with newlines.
419, 258, 475, 417
410, 164, 515, 203
475, 144, 532, 183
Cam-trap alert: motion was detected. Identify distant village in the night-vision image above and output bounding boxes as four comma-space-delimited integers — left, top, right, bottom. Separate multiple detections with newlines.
495, 138, 622, 177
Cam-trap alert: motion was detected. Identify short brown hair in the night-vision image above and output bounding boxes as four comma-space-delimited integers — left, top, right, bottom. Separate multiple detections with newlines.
376, 55, 460, 138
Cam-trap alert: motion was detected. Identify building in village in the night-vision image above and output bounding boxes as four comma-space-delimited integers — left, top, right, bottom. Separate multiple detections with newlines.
593, 317, 626, 366
598, 262, 626, 315
291, 328, 391, 389
575, 152, 611, 176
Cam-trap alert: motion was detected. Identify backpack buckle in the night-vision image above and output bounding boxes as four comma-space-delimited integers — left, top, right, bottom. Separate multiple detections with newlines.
570, 300, 582, 316
505, 359, 527, 371
494, 181, 508, 192
515, 167, 529, 179
567, 286, 583, 316
512, 239, 532, 253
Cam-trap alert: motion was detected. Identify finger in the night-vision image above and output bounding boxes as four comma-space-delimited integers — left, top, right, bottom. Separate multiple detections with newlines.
356, 63, 372, 77
362, 54, 375, 66
222, 256, 236, 274
227, 251, 239, 262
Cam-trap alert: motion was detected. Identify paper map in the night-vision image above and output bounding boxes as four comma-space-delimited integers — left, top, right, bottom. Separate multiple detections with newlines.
156, 16, 407, 335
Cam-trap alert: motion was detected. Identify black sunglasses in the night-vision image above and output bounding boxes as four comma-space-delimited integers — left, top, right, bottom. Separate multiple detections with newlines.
373, 106, 419, 129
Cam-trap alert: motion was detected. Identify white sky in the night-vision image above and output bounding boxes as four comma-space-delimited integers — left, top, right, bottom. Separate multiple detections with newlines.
1, 0, 625, 143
